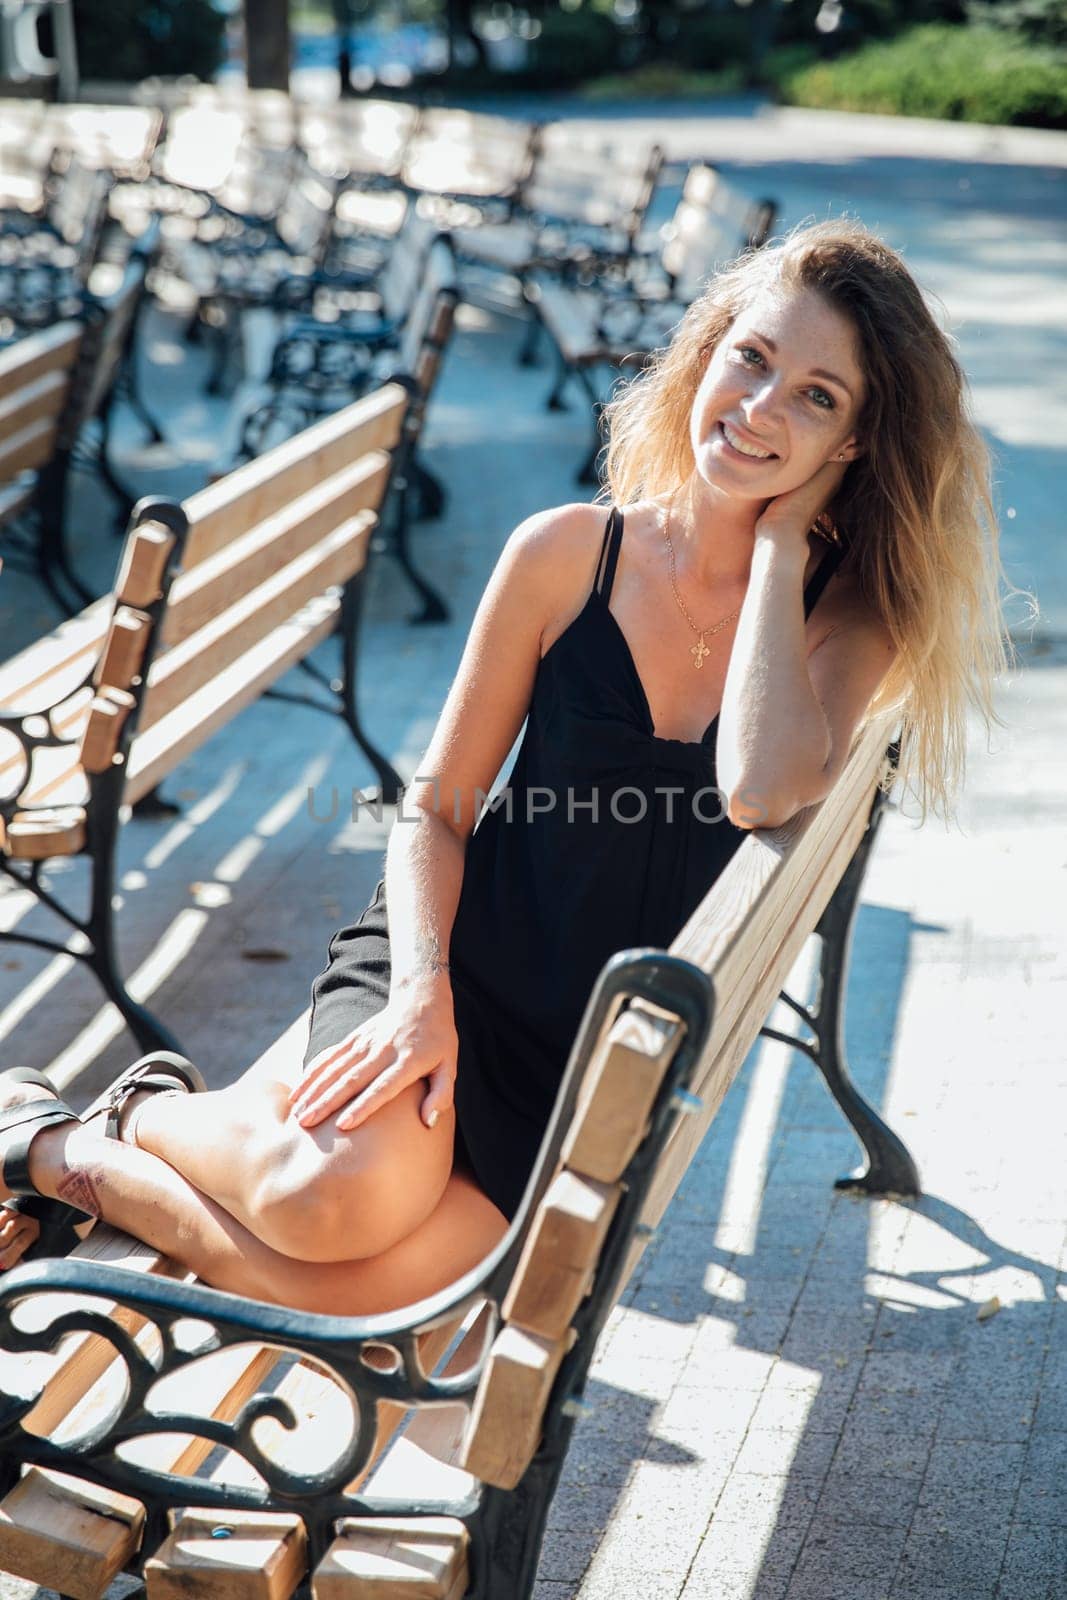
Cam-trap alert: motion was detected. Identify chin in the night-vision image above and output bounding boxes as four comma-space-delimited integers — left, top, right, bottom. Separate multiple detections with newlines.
693, 447, 777, 500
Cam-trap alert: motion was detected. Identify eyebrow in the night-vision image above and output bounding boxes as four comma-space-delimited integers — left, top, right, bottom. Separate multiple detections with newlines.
746, 332, 855, 399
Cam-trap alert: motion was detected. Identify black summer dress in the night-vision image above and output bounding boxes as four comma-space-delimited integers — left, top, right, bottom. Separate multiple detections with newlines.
304, 504, 845, 1220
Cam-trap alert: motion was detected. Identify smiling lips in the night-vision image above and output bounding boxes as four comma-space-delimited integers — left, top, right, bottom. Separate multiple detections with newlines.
719, 420, 778, 460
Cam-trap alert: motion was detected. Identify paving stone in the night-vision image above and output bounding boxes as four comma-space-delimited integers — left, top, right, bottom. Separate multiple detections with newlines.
994, 1524, 1067, 1600
731, 1426, 838, 1482
894, 1526, 1010, 1595
815, 1470, 922, 1528
785, 1518, 907, 1599
832, 1423, 933, 1479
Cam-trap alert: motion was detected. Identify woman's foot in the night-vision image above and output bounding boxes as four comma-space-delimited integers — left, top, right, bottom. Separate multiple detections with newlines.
0, 1070, 90, 1260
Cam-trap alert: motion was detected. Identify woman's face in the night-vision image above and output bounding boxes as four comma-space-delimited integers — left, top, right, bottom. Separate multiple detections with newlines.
690, 282, 866, 501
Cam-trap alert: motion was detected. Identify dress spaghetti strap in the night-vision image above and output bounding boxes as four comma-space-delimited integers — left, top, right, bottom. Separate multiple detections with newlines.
593, 505, 624, 602
596, 503, 842, 620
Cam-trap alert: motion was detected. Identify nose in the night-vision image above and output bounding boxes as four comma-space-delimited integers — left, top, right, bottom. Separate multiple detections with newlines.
741, 373, 781, 428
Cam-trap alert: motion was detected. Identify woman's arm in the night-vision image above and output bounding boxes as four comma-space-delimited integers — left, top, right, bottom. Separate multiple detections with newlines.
717, 470, 898, 830
292, 501, 603, 1132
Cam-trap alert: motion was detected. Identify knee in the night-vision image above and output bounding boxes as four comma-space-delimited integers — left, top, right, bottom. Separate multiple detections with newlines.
251, 1112, 452, 1263
252, 1154, 396, 1263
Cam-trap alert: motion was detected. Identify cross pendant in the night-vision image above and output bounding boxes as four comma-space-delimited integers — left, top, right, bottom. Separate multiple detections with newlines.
691, 635, 711, 669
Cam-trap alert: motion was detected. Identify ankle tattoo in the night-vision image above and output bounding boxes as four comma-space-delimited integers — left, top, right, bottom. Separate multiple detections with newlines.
56, 1161, 103, 1219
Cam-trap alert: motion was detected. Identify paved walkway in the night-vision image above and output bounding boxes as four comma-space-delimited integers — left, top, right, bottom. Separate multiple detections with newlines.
0, 102, 1064, 1599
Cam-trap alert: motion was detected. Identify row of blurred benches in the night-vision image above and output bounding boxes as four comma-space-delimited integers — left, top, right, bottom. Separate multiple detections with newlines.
0, 90, 777, 621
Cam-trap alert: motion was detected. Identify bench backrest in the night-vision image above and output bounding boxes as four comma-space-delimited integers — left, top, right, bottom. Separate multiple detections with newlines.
55, 218, 158, 451
402, 109, 539, 201
660, 164, 779, 303
393, 232, 459, 395
0, 319, 82, 499
520, 134, 664, 244
40, 105, 163, 180
300, 97, 419, 185
79, 383, 408, 805
377, 205, 442, 327
44, 148, 112, 255
274, 157, 339, 260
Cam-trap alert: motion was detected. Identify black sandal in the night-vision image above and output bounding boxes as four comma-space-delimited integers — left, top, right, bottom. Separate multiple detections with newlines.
0, 1068, 95, 1250
80, 1051, 207, 1141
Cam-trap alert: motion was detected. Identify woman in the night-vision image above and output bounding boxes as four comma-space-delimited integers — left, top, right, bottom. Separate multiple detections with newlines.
0, 219, 1019, 1309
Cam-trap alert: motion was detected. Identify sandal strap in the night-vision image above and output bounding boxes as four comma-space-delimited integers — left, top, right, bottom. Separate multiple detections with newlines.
101, 1069, 196, 1141
3, 1101, 93, 1224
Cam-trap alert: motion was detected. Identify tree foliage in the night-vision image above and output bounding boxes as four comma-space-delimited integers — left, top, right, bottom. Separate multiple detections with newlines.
72, 0, 226, 82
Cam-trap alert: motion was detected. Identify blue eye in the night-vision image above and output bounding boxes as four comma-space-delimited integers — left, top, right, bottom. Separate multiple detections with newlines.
810, 388, 835, 410
739, 346, 764, 364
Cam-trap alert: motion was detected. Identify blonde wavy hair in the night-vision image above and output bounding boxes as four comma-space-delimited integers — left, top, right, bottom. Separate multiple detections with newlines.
602, 216, 1034, 824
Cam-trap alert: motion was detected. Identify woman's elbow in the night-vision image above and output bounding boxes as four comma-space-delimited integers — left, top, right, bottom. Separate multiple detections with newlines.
726, 783, 808, 831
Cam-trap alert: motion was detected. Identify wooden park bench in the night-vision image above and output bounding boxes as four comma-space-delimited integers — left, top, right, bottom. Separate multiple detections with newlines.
0, 707, 921, 1599
523, 163, 778, 482
0, 383, 409, 1054
0, 219, 159, 610
237, 223, 460, 623
449, 134, 665, 318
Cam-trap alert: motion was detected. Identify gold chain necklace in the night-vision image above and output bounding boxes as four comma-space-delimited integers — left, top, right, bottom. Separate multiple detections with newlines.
663, 492, 743, 670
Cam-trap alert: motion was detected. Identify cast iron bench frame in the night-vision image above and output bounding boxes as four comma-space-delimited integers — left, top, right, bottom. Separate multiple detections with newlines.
0, 712, 920, 1599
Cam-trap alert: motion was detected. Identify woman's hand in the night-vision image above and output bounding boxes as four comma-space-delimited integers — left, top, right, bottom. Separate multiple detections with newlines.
756, 458, 849, 547
288, 978, 458, 1134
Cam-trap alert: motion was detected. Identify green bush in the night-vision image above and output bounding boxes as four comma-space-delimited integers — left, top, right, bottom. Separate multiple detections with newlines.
773, 23, 1067, 128
580, 61, 745, 100
73, 0, 226, 84
526, 5, 623, 86
673, 9, 751, 71
966, 0, 1067, 47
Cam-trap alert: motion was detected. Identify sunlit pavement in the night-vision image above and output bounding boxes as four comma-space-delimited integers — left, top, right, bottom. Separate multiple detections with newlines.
0, 100, 1063, 1600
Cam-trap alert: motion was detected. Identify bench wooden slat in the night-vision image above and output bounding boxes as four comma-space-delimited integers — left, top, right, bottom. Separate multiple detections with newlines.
0, 478, 35, 528
181, 385, 406, 570
561, 1001, 684, 1182
313, 1516, 469, 1600
145, 1509, 306, 1600
115, 522, 177, 609
80, 686, 135, 774
164, 457, 387, 648
502, 1169, 621, 1342
4, 804, 86, 858
94, 605, 153, 694
0, 415, 60, 480
0, 1469, 144, 1600
125, 592, 342, 806
0, 369, 70, 436
459, 1324, 571, 1490
0, 597, 109, 709
142, 511, 375, 732
0, 322, 82, 402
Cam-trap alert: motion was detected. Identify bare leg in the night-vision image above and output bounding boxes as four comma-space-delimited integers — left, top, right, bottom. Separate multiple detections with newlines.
10, 1109, 506, 1316
125, 1074, 458, 1262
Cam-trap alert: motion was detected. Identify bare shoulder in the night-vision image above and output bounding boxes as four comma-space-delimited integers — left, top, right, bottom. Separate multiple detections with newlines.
501, 500, 614, 655
811, 556, 899, 667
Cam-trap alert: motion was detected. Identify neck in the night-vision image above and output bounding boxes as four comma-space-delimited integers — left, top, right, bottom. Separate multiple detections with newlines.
671, 473, 770, 587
